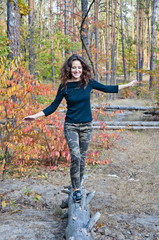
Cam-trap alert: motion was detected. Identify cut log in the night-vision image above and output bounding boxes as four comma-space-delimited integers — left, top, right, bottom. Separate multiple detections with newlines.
93, 121, 159, 126
93, 125, 159, 130
92, 105, 158, 111
59, 105, 158, 112
61, 185, 100, 240
144, 110, 159, 116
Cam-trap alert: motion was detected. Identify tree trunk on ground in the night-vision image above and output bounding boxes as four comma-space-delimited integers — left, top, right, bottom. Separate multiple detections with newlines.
7, 0, 20, 59
150, 0, 159, 89
28, 0, 35, 75
61, 182, 100, 240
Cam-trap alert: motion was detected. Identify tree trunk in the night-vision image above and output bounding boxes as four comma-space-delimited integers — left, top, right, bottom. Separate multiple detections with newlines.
146, 4, 151, 70
150, 0, 159, 89
81, 0, 89, 57
111, 0, 117, 86
49, 0, 55, 83
64, 0, 69, 56
131, 0, 134, 41
61, 183, 100, 240
136, 0, 142, 87
120, 0, 127, 81
105, 0, 110, 84
94, 0, 99, 75
39, 0, 42, 48
7, 0, 20, 59
115, 16, 119, 83
28, 0, 35, 74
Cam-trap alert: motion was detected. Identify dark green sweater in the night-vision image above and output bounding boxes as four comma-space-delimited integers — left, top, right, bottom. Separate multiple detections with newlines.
43, 79, 118, 123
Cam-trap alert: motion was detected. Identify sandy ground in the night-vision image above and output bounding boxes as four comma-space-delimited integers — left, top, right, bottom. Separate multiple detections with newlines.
0, 98, 159, 240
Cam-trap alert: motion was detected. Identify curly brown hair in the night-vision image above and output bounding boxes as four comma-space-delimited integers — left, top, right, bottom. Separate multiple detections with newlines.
60, 54, 91, 87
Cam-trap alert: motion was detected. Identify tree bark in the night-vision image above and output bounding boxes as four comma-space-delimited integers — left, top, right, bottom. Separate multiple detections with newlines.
136, 0, 142, 87
105, 0, 110, 84
28, 0, 35, 74
39, 0, 42, 48
62, 184, 100, 240
110, 0, 117, 86
131, 0, 134, 41
7, 0, 20, 59
81, 0, 89, 56
50, 0, 55, 83
150, 0, 159, 89
94, 0, 99, 74
120, 0, 127, 81
64, 0, 69, 56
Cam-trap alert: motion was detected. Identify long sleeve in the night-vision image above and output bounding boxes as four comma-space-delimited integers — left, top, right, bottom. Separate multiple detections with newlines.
91, 79, 118, 93
43, 84, 64, 116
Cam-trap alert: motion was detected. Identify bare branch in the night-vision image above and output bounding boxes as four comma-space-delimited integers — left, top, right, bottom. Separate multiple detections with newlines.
80, 0, 96, 77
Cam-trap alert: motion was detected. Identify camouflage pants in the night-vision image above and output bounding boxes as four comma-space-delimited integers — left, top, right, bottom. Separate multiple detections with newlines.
64, 121, 93, 189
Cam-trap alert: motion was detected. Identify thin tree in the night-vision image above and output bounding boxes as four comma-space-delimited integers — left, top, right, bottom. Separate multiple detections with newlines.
131, 0, 134, 41
110, 0, 117, 85
136, 0, 143, 86
64, 0, 69, 55
28, 0, 35, 74
39, 0, 42, 48
150, 0, 159, 89
81, 0, 89, 57
7, 0, 20, 59
105, 0, 110, 84
119, 0, 127, 81
49, 0, 55, 83
94, 0, 99, 74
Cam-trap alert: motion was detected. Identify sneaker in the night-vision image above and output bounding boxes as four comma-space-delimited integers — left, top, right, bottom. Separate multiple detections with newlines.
72, 190, 81, 203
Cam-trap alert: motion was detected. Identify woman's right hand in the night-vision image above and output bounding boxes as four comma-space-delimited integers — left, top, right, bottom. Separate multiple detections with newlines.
23, 115, 36, 122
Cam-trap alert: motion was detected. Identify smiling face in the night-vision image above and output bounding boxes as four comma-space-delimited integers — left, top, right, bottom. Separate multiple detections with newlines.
70, 60, 83, 81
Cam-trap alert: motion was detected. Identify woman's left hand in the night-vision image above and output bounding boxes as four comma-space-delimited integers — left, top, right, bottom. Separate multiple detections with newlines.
128, 80, 138, 87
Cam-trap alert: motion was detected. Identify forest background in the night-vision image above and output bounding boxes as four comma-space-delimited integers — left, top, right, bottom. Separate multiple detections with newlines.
0, 0, 159, 176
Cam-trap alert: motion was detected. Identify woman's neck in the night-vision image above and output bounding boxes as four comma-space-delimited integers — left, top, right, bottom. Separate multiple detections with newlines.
67, 78, 81, 83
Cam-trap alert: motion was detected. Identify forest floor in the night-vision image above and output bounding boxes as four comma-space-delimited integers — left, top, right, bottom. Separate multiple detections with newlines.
0, 98, 159, 240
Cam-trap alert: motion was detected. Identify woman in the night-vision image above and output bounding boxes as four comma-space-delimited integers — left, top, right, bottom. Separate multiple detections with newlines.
23, 54, 138, 202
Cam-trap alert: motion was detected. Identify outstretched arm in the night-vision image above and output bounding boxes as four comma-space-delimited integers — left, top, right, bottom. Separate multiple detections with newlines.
23, 84, 64, 122
118, 80, 138, 90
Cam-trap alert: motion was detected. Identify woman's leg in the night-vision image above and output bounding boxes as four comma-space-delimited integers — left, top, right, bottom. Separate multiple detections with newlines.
64, 123, 81, 190
79, 123, 93, 183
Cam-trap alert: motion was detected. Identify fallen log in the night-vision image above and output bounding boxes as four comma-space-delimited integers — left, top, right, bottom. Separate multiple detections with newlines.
47, 121, 159, 131
93, 125, 159, 130
92, 105, 158, 111
144, 109, 159, 116
59, 105, 158, 112
93, 121, 159, 126
61, 183, 100, 240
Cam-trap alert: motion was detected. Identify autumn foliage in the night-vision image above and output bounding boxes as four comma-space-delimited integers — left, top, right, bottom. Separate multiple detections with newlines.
0, 59, 119, 175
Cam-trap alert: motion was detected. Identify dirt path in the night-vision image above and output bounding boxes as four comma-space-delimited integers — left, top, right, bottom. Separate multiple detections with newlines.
86, 129, 159, 239
0, 129, 159, 240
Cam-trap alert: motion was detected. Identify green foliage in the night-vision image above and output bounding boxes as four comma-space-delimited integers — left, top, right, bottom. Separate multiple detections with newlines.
0, 20, 11, 67
34, 31, 80, 81
18, 0, 30, 16
117, 35, 136, 76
